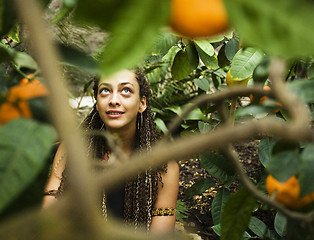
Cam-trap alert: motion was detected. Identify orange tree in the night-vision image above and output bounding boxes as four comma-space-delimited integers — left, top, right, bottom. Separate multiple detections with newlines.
0, 0, 313, 240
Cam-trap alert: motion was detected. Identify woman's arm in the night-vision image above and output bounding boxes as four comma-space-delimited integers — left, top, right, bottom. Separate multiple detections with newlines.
42, 143, 66, 209
150, 161, 180, 235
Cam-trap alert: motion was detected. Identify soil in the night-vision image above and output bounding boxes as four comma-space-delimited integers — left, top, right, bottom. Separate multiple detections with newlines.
177, 140, 266, 239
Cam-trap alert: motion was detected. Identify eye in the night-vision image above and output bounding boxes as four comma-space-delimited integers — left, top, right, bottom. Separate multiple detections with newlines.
99, 88, 110, 95
121, 88, 132, 94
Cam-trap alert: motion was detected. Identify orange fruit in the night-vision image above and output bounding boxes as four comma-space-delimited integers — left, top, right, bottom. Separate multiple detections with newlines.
226, 68, 251, 87
170, 0, 229, 38
249, 86, 282, 113
266, 175, 314, 209
249, 85, 271, 104
0, 74, 49, 125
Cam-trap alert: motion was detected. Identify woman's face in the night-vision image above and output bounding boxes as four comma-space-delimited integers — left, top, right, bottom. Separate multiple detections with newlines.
96, 70, 147, 132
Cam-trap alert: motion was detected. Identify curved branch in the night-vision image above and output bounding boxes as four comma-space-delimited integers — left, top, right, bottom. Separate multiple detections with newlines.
163, 87, 273, 139
270, 58, 312, 128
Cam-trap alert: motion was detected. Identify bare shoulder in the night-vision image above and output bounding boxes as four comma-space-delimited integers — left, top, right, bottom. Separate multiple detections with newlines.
161, 161, 179, 184
155, 161, 179, 207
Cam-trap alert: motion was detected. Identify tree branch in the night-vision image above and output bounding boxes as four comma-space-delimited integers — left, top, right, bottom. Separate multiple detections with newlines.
163, 87, 272, 139
12, 0, 101, 231
98, 117, 313, 192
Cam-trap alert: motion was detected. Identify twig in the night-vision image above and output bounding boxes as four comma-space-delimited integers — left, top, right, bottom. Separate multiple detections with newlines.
163, 86, 273, 140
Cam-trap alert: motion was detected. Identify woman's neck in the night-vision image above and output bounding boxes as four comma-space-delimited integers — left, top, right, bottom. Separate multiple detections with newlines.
108, 125, 136, 157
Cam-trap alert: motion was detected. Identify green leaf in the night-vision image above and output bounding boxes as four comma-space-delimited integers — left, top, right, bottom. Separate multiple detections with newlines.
0, 42, 37, 69
194, 78, 210, 91
212, 224, 222, 236
164, 105, 181, 115
252, 57, 270, 84
248, 216, 268, 238
196, 44, 219, 69
217, 44, 230, 68
50, 0, 76, 24
183, 178, 215, 200
146, 32, 178, 57
258, 137, 276, 167
13, 51, 38, 70
154, 117, 168, 134
212, 71, 222, 89
0, 0, 16, 38
28, 97, 50, 123
274, 211, 287, 237
266, 150, 300, 181
176, 200, 189, 222
98, 0, 171, 76
74, 0, 128, 31
0, 42, 12, 64
184, 107, 205, 121
230, 47, 264, 80
193, 39, 215, 56
58, 44, 98, 73
223, 0, 314, 57
234, 105, 269, 120
221, 189, 256, 240
198, 121, 212, 134
171, 50, 192, 80
286, 79, 314, 104
211, 188, 231, 225
7, 24, 19, 43
0, 118, 57, 213
298, 143, 314, 196
200, 152, 234, 182
212, 224, 251, 239
225, 38, 239, 61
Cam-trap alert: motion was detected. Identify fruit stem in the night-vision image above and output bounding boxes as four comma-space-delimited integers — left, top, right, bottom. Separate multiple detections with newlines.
229, 97, 237, 125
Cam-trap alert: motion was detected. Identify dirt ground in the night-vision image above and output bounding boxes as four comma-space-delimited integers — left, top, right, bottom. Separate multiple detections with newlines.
177, 140, 263, 240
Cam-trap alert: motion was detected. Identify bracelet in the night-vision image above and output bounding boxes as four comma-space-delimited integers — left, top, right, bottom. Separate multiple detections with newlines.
152, 208, 175, 216
43, 190, 57, 197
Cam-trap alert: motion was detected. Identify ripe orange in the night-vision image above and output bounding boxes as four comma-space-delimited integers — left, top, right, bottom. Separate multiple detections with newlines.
170, 0, 229, 38
266, 175, 314, 209
249, 85, 271, 104
0, 74, 49, 125
249, 86, 282, 113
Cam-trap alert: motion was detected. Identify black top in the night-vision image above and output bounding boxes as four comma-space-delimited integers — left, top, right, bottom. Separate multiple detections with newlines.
106, 183, 125, 219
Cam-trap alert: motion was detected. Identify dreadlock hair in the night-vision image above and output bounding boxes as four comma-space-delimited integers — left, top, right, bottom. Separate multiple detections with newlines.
79, 68, 164, 230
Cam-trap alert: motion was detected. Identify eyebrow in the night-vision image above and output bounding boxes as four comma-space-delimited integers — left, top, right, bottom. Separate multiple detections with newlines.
99, 82, 135, 87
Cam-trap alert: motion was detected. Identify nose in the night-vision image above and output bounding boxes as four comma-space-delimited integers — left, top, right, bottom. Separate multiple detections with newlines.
109, 91, 120, 106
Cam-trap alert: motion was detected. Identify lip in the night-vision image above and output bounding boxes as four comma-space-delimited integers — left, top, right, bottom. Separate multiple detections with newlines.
106, 110, 124, 118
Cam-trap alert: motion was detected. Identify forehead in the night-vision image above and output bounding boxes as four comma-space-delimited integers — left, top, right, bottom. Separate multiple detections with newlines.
99, 70, 138, 87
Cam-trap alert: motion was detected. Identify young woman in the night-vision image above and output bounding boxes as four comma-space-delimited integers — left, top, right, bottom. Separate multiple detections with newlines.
42, 69, 179, 234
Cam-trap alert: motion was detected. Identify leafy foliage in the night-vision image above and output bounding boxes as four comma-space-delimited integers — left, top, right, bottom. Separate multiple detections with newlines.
0, 118, 56, 213
0, 0, 314, 239
220, 189, 256, 240
224, 0, 314, 57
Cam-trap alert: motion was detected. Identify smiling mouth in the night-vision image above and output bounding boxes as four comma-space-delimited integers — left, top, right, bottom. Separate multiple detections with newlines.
106, 111, 124, 117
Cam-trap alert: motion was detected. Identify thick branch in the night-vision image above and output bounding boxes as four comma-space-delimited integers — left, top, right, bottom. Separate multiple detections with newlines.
99, 118, 313, 192
12, 0, 101, 230
270, 58, 312, 128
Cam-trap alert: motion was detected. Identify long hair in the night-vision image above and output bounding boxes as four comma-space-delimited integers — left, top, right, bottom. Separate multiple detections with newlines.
81, 69, 163, 229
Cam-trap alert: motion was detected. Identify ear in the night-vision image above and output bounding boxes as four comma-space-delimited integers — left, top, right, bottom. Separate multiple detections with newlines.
138, 96, 147, 113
